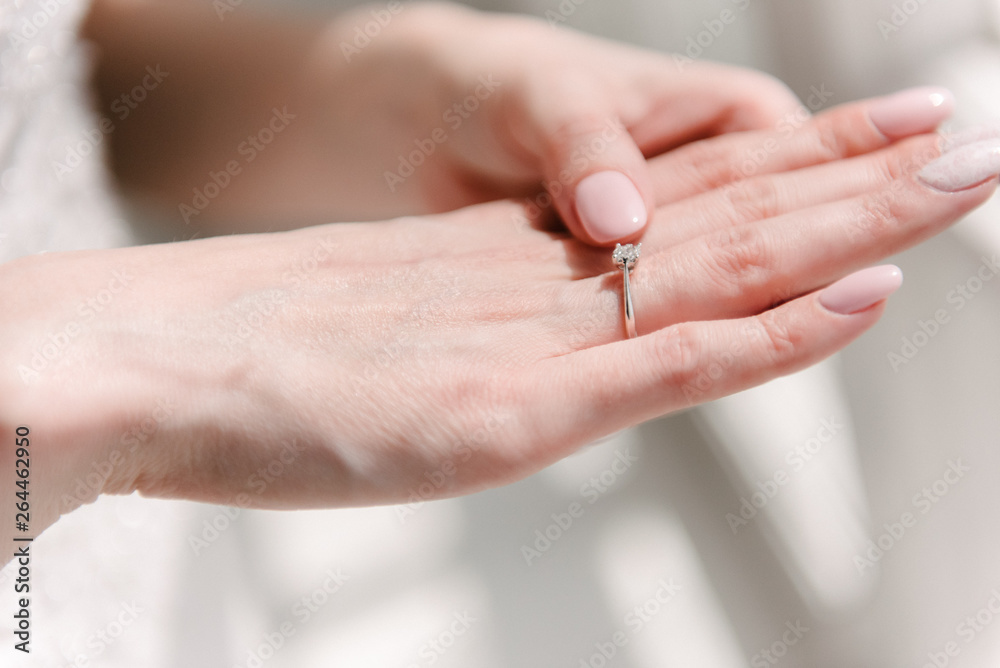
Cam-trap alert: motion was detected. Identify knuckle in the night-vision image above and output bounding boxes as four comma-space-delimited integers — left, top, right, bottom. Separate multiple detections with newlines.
706, 145, 751, 190
879, 137, 941, 182
811, 121, 851, 162
701, 225, 777, 296
850, 185, 907, 243
547, 111, 616, 147
755, 311, 802, 366
742, 74, 799, 117
652, 323, 702, 388
877, 148, 914, 184
665, 139, 746, 192
704, 67, 798, 126
544, 111, 624, 171
720, 177, 781, 223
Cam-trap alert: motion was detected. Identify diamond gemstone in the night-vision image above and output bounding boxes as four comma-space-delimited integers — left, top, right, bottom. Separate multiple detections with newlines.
613, 243, 641, 270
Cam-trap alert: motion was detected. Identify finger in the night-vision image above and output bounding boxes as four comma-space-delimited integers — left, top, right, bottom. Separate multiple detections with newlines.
645, 133, 942, 249
626, 61, 804, 153
646, 87, 955, 205
528, 266, 900, 454
507, 70, 652, 246
511, 60, 802, 247
632, 147, 998, 331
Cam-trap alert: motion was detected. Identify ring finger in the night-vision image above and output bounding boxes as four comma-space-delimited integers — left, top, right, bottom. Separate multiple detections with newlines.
566, 138, 1000, 341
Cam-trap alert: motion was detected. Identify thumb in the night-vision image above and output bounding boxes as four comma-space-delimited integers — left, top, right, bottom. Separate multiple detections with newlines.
565, 126, 652, 246
517, 80, 652, 245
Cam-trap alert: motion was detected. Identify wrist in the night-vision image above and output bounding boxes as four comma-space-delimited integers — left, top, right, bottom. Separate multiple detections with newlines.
0, 249, 248, 535
0, 253, 127, 550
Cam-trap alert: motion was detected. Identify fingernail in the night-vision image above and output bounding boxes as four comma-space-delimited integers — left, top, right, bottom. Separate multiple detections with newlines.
575, 171, 647, 244
918, 138, 1000, 192
819, 265, 903, 315
941, 121, 1000, 153
869, 86, 954, 138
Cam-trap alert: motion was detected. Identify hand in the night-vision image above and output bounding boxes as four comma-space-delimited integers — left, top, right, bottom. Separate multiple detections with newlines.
85, 1, 805, 237
310, 2, 808, 244
1, 96, 994, 555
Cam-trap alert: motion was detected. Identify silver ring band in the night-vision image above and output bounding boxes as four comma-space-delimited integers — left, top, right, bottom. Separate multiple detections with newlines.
623, 264, 636, 339
613, 243, 641, 339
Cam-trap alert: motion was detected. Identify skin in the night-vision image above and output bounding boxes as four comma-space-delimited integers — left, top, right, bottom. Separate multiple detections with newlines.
1, 97, 995, 565
82, 0, 803, 237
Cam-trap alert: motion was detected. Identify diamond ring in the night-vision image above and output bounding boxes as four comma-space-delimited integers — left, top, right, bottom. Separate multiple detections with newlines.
613, 243, 640, 339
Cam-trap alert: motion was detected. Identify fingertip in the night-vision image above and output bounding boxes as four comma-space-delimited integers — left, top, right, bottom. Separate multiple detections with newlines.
868, 86, 955, 139
818, 265, 903, 315
918, 137, 1000, 193
574, 170, 648, 245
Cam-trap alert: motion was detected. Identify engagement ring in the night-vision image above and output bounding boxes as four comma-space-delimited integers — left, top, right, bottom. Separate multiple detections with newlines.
613, 243, 640, 339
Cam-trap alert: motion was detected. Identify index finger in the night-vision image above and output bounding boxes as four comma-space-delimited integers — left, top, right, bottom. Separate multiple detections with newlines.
648, 87, 954, 205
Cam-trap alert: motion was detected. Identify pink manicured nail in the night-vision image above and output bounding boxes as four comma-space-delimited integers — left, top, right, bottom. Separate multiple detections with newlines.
819, 265, 903, 315
941, 122, 1000, 153
918, 138, 1000, 192
575, 171, 647, 243
868, 87, 954, 138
